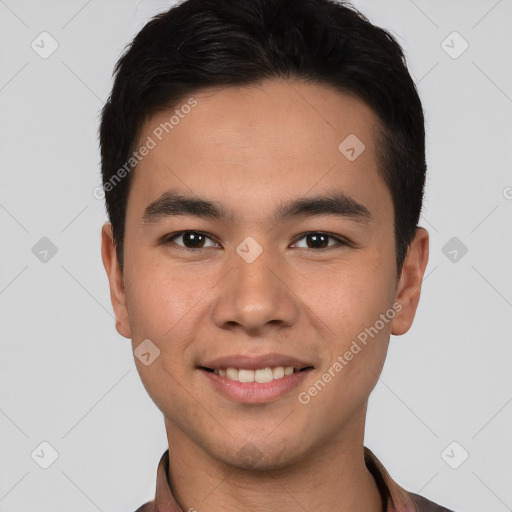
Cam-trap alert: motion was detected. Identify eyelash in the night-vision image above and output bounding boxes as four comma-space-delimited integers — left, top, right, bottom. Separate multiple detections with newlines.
161, 230, 351, 252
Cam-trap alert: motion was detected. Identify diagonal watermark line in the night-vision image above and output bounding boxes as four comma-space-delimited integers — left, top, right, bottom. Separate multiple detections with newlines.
471, 0, 503, 30
264, 471, 309, 512
472, 395, 512, 439
0, 0, 29, 28
471, 265, 512, 309
197, 467, 235, 505
61, 265, 114, 318
471, 471, 512, 510
162, 162, 232, 233
265, 410, 294, 438
420, 216, 439, 234
0, 407, 29, 438
265, 264, 337, 338
470, 204, 499, 233
61, 61, 104, 102
197, 412, 294, 505
0, 472, 29, 503
289, 82, 336, 130
162, 162, 195, 194
407, 0, 439, 28
417, 62, 439, 84
0, 62, 29, 92
0, 203, 29, 232
61, 369, 131, 439
0, 266, 28, 295
416, 472, 439, 493
371, 370, 439, 438
472, 61, 512, 104
266, 163, 338, 235
422, 264, 438, 282
162, 367, 234, 438
61, 471, 104, 511
61, 0, 94, 29
60, 204, 89, 233
164, 268, 233, 337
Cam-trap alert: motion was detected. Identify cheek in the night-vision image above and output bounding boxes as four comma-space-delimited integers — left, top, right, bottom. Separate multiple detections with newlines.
298, 251, 396, 405
302, 271, 393, 419
122, 260, 204, 410
304, 255, 396, 339
122, 246, 209, 338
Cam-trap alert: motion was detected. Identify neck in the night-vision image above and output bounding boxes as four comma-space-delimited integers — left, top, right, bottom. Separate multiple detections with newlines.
164, 416, 383, 512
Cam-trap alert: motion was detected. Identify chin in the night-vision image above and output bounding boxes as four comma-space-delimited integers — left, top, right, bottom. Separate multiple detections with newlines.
216, 435, 308, 472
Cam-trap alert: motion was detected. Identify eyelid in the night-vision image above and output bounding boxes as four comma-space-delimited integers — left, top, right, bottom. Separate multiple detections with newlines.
291, 232, 352, 249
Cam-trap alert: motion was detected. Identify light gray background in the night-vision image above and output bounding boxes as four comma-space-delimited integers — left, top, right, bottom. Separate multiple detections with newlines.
1, 0, 511, 511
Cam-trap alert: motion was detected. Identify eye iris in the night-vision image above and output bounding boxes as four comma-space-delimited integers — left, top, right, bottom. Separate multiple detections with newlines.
183, 232, 205, 248
307, 233, 328, 249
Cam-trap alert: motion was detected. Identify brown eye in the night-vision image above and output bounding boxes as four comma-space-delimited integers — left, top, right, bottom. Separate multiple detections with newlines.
166, 231, 218, 249
181, 232, 206, 248
305, 233, 329, 249
293, 232, 347, 249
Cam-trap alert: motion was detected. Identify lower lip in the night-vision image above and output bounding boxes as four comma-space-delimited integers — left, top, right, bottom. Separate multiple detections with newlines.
199, 368, 313, 404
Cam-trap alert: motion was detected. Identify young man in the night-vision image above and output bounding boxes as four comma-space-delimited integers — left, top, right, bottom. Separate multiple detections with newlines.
99, 0, 453, 510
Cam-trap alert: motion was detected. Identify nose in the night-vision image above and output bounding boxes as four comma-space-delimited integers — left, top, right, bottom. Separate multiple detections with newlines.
211, 243, 300, 336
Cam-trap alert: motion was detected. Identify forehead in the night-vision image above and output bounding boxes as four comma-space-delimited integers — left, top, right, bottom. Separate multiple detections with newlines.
129, 80, 391, 225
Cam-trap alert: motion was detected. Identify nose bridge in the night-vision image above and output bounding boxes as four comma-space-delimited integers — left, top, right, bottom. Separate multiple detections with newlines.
211, 240, 299, 333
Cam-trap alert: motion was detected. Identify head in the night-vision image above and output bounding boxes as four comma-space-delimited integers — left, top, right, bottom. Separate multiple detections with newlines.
100, 0, 429, 470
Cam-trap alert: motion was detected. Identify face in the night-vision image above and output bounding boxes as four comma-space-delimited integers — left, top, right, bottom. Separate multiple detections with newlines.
102, 80, 428, 470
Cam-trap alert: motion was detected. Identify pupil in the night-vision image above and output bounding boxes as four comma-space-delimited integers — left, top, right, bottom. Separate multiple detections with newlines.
184, 232, 204, 248
308, 234, 328, 249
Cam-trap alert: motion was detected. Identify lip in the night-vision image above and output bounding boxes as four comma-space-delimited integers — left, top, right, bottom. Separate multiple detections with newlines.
197, 353, 314, 404
199, 366, 313, 404
200, 353, 313, 371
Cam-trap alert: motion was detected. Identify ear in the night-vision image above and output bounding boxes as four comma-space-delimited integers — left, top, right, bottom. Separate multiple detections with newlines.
101, 223, 132, 339
391, 227, 429, 336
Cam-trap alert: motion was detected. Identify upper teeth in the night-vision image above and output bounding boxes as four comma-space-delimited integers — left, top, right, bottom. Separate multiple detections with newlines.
214, 366, 295, 383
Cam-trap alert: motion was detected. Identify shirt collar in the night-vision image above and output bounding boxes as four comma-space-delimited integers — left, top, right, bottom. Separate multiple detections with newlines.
143, 446, 419, 512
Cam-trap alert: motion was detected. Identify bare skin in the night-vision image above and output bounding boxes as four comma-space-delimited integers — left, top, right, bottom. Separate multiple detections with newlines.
102, 79, 429, 512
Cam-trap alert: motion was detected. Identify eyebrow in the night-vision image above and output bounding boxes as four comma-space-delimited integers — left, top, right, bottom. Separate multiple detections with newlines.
142, 191, 372, 225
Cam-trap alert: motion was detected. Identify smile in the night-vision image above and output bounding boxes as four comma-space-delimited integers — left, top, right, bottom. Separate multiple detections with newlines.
203, 366, 311, 383
199, 365, 314, 404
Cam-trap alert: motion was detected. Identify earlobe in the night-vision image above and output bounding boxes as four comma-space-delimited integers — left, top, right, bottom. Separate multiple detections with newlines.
391, 227, 429, 336
101, 223, 132, 339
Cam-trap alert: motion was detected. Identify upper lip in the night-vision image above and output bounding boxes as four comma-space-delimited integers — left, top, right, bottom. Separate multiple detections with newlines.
200, 353, 314, 371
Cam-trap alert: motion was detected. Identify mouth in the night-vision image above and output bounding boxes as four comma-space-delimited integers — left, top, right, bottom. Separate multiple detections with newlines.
199, 365, 314, 383
197, 353, 315, 403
